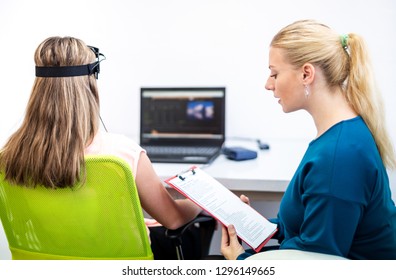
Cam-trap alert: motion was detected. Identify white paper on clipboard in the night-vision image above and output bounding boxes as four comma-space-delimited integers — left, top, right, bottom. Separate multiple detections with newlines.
165, 166, 277, 252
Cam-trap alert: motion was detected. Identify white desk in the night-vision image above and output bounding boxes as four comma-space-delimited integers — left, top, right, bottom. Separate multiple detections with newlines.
153, 138, 309, 201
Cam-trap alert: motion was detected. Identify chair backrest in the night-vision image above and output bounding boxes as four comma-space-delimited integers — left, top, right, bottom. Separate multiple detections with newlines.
0, 155, 153, 260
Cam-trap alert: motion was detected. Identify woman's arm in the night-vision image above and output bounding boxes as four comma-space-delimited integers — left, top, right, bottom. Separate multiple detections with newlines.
134, 152, 202, 230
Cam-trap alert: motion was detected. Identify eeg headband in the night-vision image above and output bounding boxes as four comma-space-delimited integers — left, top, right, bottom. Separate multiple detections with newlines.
35, 46, 105, 79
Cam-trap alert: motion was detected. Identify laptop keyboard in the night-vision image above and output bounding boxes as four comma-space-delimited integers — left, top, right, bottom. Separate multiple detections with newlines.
144, 146, 219, 156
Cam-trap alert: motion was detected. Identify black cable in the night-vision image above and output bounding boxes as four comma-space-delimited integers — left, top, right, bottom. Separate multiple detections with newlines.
99, 115, 108, 132
256, 139, 270, 150
226, 136, 270, 150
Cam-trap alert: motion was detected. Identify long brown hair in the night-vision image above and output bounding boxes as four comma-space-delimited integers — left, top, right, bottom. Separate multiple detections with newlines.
0, 37, 100, 188
271, 20, 396, 169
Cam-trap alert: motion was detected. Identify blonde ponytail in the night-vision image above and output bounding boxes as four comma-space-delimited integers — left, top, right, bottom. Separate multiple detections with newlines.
345, 34, 396, 169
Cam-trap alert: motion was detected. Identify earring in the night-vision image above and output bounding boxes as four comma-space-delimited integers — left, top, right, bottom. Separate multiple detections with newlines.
304, 85, 310, 98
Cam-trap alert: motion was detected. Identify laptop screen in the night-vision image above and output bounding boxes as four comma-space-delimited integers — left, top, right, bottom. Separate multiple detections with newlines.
140, 87, 226, 147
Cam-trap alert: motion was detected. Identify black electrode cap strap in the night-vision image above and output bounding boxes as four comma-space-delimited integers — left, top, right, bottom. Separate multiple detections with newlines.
35, 62, 97, 78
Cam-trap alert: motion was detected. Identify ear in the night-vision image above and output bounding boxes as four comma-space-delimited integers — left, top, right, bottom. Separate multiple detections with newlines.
301, 63, 315, 85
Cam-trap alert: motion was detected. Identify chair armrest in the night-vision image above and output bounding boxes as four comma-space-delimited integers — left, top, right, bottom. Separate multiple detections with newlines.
165, 215, 214, 240
164, 215, 216, 260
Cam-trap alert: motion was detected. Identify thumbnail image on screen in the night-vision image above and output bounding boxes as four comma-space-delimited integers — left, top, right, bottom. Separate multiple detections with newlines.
187, 101, 214, 121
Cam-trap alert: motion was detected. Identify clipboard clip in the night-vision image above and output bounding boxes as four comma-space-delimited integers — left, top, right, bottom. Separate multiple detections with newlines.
177, 167, 197, 181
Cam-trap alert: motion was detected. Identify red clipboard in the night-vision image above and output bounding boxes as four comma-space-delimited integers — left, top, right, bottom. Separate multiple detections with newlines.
165, 166, 277, 252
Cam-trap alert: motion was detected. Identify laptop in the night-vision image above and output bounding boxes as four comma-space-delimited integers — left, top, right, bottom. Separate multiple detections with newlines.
140, 87, 226, 164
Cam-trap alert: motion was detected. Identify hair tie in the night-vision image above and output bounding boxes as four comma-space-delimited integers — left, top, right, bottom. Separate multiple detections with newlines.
340, 34, 350, 55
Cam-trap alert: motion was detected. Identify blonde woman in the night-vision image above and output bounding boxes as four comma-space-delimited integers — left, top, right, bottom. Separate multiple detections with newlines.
0, 36, 202, 258
222, 20, 396, 260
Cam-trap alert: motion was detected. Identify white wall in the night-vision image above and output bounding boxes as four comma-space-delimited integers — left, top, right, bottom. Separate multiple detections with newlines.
1, 0, 396, 259
1, 0, 395, 143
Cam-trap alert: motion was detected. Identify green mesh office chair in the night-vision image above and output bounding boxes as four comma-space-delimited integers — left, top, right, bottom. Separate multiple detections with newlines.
0, 155, 153, 260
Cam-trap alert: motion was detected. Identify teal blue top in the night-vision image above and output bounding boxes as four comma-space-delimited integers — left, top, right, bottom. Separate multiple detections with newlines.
239, 116, 396, 260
